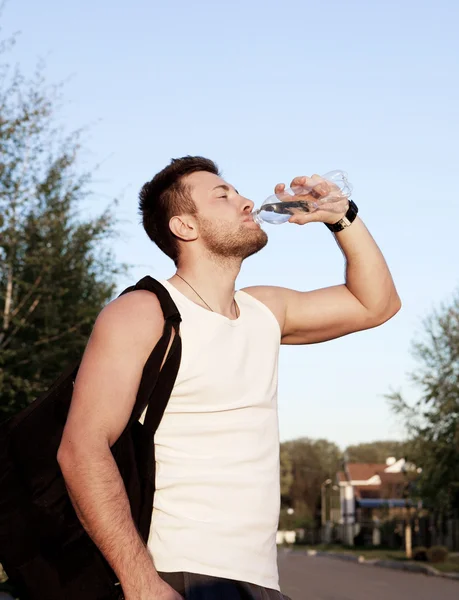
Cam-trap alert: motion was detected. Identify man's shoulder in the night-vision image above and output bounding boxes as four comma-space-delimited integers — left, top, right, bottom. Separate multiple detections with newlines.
103, 288, 164, 318
241, 285, 287, 329
94, 289, 164, 346
241, 284, 288, 307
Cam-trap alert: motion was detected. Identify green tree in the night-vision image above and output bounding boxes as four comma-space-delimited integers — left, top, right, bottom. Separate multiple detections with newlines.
280, 444, 293, 499
388, 290, 459, 512
0, 36, 128, 420
281, 438, 341, 525
345, 440, 407, 464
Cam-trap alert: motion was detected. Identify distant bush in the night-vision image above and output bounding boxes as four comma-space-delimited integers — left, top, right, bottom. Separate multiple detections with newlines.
427, 546, 449, 563
412, 546, 428, 561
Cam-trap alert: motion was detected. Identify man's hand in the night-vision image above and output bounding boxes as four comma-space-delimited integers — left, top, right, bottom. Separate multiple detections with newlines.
274, 174, 349, 225
125, 577, 184, 600
151, 579, 184, 600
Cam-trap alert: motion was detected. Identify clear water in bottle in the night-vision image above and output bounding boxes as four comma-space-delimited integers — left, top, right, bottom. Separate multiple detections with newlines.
252, 170, 352, 225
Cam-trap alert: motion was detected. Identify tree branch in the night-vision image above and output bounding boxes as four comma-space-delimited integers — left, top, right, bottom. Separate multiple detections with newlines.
32, 323, 80, 347
10, 271, 45, 319
0, 296, 40, 349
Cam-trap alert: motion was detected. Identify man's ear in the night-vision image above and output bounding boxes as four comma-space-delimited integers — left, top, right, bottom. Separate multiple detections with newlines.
169, 215, 198, 242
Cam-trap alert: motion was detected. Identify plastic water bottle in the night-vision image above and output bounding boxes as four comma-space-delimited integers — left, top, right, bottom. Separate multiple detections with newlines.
252, 170, 353, 225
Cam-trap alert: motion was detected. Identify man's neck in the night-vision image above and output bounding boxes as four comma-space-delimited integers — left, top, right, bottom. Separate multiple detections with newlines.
171, 256, 242, 318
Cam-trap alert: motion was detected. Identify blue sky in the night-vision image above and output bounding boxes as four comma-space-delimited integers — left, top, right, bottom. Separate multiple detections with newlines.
3, 0, 458, 449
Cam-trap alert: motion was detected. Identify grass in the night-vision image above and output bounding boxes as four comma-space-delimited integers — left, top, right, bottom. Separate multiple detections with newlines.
432, 556, 459, 573
293, 544, 459, 573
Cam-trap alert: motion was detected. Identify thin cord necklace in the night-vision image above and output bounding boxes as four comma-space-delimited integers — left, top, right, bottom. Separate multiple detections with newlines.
176, 273, 239, 318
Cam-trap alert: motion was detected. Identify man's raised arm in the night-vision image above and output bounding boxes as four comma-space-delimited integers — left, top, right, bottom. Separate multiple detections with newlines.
244, 175, 401, 345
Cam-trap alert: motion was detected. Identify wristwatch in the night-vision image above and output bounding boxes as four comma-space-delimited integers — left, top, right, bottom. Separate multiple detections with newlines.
325, 199, 359, 233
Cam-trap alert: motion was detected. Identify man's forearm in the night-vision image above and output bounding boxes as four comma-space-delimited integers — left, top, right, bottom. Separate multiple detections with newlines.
334, 216, 401, 318
58, 447, 160, 597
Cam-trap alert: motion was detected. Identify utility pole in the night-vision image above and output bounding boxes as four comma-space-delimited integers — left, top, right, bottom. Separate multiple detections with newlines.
405, 514, 413, 559
402, 460, 413, 559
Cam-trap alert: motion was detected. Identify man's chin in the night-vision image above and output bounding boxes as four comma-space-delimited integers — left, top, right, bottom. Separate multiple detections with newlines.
199, 218, 268, 260
241, 228, 268, 259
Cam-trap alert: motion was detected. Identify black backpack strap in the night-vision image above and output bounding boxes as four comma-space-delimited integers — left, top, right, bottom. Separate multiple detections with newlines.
142, 328, 181, 435
117, 276, 181, 434
119, 276, 181, 323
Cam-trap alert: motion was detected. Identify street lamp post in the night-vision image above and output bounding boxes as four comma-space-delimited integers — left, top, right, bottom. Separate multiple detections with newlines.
321, 479, 333, 545
321, 479, 332, 526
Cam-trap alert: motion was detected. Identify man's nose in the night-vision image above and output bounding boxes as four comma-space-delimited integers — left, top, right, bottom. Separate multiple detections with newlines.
241, 197, 254, 213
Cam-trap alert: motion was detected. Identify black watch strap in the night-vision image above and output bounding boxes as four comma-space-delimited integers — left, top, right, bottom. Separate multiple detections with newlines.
325, 199, 359, 233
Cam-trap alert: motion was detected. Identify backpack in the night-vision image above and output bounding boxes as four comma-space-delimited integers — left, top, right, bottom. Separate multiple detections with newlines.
0, 276, 182, 600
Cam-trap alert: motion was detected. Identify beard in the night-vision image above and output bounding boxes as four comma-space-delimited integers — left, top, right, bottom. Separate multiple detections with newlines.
197, 216, 268, 261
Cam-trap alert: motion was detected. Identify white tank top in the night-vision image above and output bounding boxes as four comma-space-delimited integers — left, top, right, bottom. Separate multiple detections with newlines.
143, 280, 281, 590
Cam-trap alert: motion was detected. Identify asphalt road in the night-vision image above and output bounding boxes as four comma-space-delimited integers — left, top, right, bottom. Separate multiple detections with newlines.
278, 551, 459, 600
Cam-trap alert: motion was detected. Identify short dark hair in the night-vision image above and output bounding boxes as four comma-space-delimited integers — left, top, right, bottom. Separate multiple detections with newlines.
139, 156, 220, 265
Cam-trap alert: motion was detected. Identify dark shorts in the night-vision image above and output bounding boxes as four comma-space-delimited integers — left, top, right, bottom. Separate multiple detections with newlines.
159, 571, 292, 600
